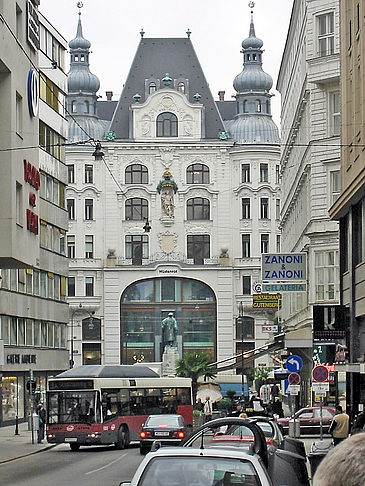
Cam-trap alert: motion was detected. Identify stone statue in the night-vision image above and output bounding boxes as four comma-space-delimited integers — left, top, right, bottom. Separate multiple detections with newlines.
161, 187, 175, 218
161, 312, 178, 347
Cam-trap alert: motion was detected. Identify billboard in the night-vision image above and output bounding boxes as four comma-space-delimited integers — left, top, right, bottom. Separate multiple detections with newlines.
261, 253, 307, 281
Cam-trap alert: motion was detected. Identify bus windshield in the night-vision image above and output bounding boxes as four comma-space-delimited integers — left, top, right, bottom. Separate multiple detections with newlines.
48, 390, 100, 424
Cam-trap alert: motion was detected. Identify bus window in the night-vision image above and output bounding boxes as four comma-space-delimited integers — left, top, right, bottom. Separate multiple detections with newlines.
130, 389, 146, 416
145, 388, 162, 414
101, 388, 130, 420
177, 388, 191, 406
161, 388, 176, 414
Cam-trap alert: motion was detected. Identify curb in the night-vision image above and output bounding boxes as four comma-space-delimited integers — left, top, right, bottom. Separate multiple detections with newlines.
0, 444, 57, 465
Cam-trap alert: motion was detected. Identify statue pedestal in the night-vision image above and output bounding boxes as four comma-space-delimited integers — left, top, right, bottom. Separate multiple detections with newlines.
162, 346, 179, 377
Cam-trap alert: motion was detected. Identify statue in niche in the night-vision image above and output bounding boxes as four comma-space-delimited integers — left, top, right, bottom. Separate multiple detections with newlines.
156, 169, 178, 219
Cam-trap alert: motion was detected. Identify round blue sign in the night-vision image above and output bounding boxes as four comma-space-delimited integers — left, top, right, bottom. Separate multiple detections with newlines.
286, 355, 303, 373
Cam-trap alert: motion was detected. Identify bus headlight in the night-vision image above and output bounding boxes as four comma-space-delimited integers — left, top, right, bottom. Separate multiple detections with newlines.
88, 433, 100, 439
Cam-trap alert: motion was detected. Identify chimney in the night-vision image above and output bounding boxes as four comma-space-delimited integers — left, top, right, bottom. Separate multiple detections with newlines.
106, 91, 113, 101
218, 91, 225, 101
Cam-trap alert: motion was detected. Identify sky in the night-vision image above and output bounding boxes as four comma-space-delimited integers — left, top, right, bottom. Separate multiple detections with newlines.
39, 0, 294, 126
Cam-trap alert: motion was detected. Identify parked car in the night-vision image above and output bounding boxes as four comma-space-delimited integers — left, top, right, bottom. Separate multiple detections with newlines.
120, 445, 274, 486
210, 416, 284, 449
277, 406, 336, 435
139, 414, 189, 454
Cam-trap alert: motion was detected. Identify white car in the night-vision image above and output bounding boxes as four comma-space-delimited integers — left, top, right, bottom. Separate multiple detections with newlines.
119, 446, 273, 486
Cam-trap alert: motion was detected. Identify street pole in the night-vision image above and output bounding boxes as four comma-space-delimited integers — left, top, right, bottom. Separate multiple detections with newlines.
70, 312, 74, 368
30, 369, 34, 444
241, 333, 244, 403
14, 378, 19, 435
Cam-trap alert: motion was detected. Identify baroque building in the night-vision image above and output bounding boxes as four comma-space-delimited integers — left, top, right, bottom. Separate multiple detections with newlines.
277, 0, 341, 404
65, 7, 281, 392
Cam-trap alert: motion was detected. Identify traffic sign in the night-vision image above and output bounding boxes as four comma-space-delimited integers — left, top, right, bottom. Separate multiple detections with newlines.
286, 355, 303, 373
312, 382, 329, 392
288, 385, 300, 395
288, 372, 301, 386
283, 379, 290, 396
312, 365, 329, 383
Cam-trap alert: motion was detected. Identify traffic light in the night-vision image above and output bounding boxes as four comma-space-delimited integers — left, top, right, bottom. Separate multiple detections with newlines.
26, 380, 36, 394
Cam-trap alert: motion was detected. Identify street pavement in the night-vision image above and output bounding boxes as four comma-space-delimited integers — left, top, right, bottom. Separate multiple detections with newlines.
0, 421, 55, 464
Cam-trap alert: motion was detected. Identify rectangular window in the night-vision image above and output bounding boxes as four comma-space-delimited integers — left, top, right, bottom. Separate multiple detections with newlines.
48, 273, 54, 299
260, 198, 269, 219
242, 234, 251, 258
41, 321, 47, 347
261, 234, 269, 253
10, 318, 17, 345
54, 324, 60, 348
68, 276, 76, 297
187, 235, 210, 265
67, 235, 75, 259
26, 319, 33, 346
18, 318, 25, 346
330, 170, 341, 205
276, 234, 281, 253
16, 92, 22, 136
276, 199, 280, 220
18, 269, 25, 293
85, 199, 93, 220
276, 165, 280, 184
242, 198, 251, 219
85, 235, 94, 259
1, 316, 9, 345
85, 164, 93, 184
260, 163, 268, 182
34, 320, 40, 347
68, 165, 75, 183
33, 270, 40, 295
85, 276, 94, 296
318, 12, 335, 56
67, 199, 75, 220
315, 250, 339, 301
330, 92, 340, 136
16, 182, 23, 226
40, 271, 47, 297
125, 235, 149, 264
243, 276, 251, 295
26, 269, 32, 294
16, 4, 22, 40
242, 164, 250, 183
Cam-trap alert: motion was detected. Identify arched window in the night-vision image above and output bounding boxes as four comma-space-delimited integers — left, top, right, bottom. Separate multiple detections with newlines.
125, 164, 148, 184
149, 83, 156, 94
186, 163, 209, 184
243, 100, 248, 113
125, 198, 148, 221
80, 54, 85, 62
177, 82, 185, 94
74, 55, 79, 62
246, 54, 251, 61
84, 100, 89, 114
187, 198, 210, 220
157, 112, 178, 137
266, 100, 271, 114
236, 316, 254, 339
256, 100, 261, 113
72, 101, 77, 113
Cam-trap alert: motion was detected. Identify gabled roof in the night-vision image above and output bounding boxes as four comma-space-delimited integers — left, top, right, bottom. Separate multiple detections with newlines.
109, 38, 226, 140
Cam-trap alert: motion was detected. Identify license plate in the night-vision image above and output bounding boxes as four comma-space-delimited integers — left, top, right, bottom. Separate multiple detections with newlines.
65, 438, 77, 442
155, 431, 169, 437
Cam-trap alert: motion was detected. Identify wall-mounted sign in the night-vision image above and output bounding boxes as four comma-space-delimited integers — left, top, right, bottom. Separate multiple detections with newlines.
261, 253, 307, 281
27, 69, 39, 117
157, 267, 179, 275
6, 353, 37, 364
262, 325, 279, 333
253, 293, 282, 309
263, 283, 307, 293
27, 1, 39, 51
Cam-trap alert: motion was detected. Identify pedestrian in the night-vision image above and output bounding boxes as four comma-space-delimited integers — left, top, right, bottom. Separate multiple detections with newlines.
271, 397, 284, 418
195, 397, 204, 412
37, 403, 47, 443
350, 405, 365, 435
313, 432, 365, 486
203, 396, 213, 422
329, 405, 349, 446
270, 383, 280, 401
230, 403, 243, 417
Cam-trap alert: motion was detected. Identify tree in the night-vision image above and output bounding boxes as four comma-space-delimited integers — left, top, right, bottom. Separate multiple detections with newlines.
254, 367, 272, 391
176, 352, 216, 404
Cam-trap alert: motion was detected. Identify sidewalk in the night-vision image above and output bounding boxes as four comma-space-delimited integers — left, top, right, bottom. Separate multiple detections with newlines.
0, 421, 55, 464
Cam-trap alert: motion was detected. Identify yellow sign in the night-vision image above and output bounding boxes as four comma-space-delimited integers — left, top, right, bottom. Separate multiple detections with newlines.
253, 293, 282, 309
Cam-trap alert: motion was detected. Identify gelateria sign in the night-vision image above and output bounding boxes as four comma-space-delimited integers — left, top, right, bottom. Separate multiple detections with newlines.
261, 253, 307, 281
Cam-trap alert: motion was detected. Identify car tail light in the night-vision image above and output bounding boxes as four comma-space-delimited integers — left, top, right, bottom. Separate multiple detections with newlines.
172, 431, 185, 439
140, 431, 152, 439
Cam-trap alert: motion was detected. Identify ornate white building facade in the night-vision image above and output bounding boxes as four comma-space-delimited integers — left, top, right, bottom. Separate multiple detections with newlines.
65, 8, 281, 389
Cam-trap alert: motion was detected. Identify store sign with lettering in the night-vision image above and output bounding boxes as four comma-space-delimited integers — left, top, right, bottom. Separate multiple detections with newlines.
24, 159, 39, 235
6, 354, 37, 364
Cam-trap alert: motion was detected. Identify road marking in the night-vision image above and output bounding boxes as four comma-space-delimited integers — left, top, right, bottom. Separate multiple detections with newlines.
85, 452, 127, 475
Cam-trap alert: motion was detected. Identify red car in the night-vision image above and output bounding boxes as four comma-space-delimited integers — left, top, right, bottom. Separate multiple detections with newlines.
210, 417, 284, 448
277, 406, 336, 435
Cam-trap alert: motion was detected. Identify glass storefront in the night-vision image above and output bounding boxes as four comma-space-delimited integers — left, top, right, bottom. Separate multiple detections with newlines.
121, 278, 216, 363
2, 376, 24, 422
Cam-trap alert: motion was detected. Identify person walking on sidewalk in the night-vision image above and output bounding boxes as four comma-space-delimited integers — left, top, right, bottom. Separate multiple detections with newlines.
37, 403, 47, 443
203, 396, 213, 423
329, 405, 349, 446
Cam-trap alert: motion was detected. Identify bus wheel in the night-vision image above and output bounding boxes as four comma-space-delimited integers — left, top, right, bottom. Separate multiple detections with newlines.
115, 426, 128, 450
70, 443, 80, 451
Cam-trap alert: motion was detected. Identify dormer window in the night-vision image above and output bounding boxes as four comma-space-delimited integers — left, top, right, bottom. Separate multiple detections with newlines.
243, 100, 248, 113
72, 101, 77, 113
252, 53, 257, 61
256, 100, 261, 113
246, 54, 251, 61
266, 100, 271, 114
157, 112, 178, 137
177, 82, 185, 94
80, 54, 85, 62
74, 55, 79, 62
149, 83, 156, 94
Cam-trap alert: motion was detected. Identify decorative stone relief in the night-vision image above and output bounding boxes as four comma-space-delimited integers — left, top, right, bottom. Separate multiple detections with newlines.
184, 223, 210, 234
158, 231, 178, 254
159, 147, 175, 168
183, 115, 193, 136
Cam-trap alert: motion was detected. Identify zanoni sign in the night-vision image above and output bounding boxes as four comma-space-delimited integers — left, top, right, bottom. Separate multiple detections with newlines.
261, 253, 307, 281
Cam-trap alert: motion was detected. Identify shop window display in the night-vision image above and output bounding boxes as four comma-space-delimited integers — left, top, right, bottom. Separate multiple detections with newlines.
2, 376, 24, 422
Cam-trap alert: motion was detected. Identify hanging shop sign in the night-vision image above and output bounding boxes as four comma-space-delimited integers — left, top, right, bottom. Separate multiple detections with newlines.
261, 253, 307, 281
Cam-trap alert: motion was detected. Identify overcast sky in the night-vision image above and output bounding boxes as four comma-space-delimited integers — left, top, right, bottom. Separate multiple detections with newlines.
39, 0, 294, 126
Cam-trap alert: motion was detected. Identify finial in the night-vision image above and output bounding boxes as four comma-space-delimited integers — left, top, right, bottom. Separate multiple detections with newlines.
140, 28, 145, 38
186, 28, 191, 38
162, 73, 172, 87
133, 93, 141, 103
77, 1, 83, 15
193, 93, 201, 102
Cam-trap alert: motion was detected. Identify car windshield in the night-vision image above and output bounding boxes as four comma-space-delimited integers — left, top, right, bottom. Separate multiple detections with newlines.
146, 416, 180, 427
137, 456, 261, 486
226, 423, 273, 439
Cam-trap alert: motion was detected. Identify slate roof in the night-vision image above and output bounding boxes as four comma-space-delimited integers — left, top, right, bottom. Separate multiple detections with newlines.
216, 100, 237, 121
97, 101, 118, 122
109, 38, 226, 140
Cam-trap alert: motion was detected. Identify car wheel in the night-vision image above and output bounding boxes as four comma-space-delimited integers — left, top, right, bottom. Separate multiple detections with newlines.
70, 443, 80, 451
115, 426, 128, 450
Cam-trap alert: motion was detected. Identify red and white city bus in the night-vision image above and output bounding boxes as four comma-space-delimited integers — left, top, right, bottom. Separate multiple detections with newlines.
46, 365, 193, 451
